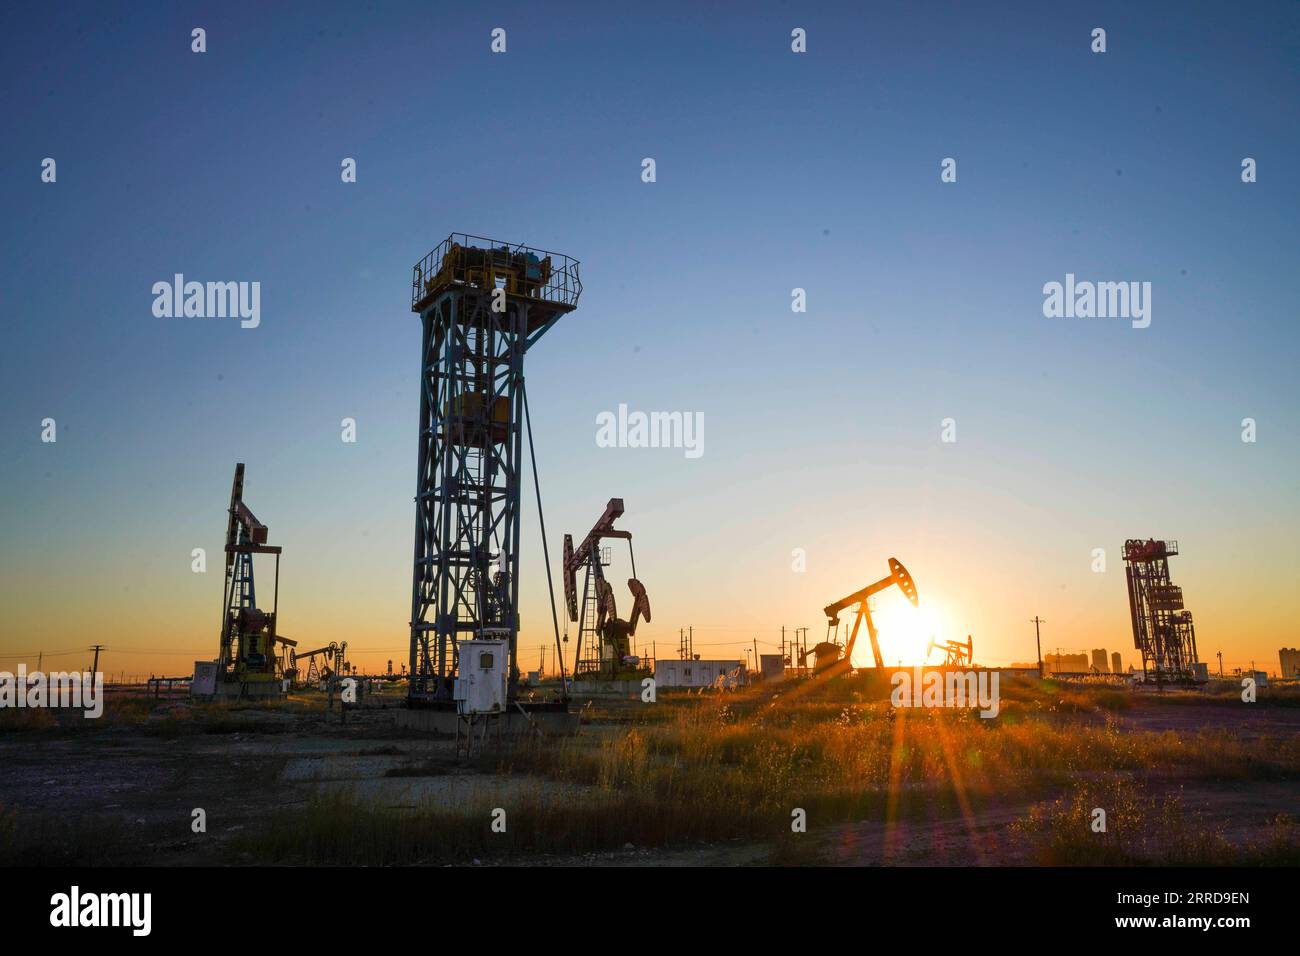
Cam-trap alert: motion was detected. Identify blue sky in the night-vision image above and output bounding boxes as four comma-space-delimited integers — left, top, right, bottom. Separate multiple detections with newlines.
1, 1, 1296, 676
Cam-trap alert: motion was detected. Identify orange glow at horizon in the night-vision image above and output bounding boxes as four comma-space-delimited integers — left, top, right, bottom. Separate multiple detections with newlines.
848, 596, 953, 669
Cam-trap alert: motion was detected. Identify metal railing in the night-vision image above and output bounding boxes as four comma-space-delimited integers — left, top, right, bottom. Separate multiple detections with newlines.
411, 233, 582, 311
1123, 538, 1178, 560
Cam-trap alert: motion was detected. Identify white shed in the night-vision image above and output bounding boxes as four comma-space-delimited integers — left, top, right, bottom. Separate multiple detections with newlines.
654, 659, 746, 689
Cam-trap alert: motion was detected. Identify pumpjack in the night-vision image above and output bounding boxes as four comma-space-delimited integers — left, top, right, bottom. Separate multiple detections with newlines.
927, 634, 973, 668
821, 557, 918, 672
292, 641, 347, 685
216, 463, 287, 697
563, 499, 651, 678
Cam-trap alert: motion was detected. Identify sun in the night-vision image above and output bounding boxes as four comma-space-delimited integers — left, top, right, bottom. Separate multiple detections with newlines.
848, 594, 949, 668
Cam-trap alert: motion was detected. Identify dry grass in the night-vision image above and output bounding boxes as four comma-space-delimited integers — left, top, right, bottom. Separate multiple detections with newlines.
241, 785, 761, 865
0, 691, 329, 738
10, 679, 1294, 866
492, 685, 1299, 795
1012, 775, 1300, 865
0, 806, 133, 866
239, 679, 1300, 865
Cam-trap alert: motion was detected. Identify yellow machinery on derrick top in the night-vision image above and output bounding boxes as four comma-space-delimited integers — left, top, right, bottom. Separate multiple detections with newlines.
418, 241, 554, 302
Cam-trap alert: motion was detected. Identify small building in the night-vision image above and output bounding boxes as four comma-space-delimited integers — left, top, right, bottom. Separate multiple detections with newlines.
654, 658, 745, 689
759, 654, 785, 682
1279, 648, 1300, 680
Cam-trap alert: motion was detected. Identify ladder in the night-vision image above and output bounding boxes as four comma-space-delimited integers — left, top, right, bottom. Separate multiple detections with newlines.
578, 560, 601, 674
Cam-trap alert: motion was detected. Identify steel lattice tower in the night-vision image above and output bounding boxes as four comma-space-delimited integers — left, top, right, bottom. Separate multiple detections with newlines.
407, 235, 580, 705
1123, 538, 1199, 682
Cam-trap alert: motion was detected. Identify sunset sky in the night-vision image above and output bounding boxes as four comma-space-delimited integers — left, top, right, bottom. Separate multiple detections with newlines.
2, 2, 1296, 679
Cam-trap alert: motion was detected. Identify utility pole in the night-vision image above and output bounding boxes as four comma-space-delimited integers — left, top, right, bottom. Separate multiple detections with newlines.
1216, 650, 1223, 677
689, 626, 694, 660
753, 637, 759, 674
1030, 616, 1045, 678
89, 645, 105, 680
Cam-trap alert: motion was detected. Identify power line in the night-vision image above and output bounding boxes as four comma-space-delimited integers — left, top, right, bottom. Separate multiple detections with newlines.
0, 648, 84, 659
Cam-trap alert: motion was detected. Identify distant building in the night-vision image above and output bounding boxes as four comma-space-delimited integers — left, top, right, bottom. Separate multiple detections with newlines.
654, 659, 746, 689
1044, 652, 1089, 674
1111, 651, 1122, 674
1091, 649, 1109, 674
1280, 648, 1300, 680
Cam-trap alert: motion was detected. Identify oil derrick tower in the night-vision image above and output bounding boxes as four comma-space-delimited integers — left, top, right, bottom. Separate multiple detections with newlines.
407, 235, 581, 705
217, 463, 284, 697
1124, 538, 1199, 682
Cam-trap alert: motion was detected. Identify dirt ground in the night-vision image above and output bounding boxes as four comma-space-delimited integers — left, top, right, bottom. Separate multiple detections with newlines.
2, 686, 1297, 866
1115, 698, 1300, 740
1, 700, 518, 865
